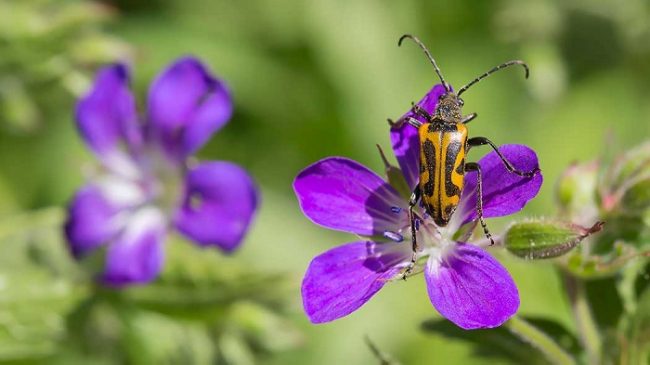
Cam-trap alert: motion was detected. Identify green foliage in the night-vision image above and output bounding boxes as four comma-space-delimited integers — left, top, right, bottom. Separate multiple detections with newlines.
421, 317, 579, 365
0, 0, 131, 132
0, 210, 299, 364
0, 208, 84, 362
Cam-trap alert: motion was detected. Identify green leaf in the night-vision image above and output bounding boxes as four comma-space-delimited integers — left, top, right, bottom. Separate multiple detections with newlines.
634, 261, 650, 299
504, 220, 604, 259
122, 308, 216, 365
119, 241, 301, 362
421, 317, 578, 364
124, 253, 294, 321
227, 301, 303, 353
0, 208, 85, 362
584, 277, 624, 329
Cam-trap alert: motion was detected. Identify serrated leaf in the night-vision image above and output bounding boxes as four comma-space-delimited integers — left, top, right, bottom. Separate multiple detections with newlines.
504, 220, 604, 259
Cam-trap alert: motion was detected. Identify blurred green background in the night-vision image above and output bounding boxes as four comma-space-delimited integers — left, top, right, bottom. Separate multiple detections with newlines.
1, 0, 650, 364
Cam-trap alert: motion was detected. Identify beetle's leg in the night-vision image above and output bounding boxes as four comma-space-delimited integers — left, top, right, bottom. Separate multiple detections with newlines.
467, 136, 540, 177
401, 185, 421, 280
464, 162, 494, 246
406, 117, 423, 128
388, 117, 423, 129
461, 112, 477, 124
410, 103, 433, 121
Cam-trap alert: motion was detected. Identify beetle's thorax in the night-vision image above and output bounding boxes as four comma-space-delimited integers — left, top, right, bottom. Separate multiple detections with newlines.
434, 92, 463, 124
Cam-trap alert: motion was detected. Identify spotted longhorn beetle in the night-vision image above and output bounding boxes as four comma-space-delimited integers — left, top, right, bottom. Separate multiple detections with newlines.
394, 34, 540, 277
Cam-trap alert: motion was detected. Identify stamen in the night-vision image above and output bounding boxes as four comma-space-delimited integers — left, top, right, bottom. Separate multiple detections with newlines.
390, 206, 402, 214
414, 218, 421, 231
383, 230, 404, 242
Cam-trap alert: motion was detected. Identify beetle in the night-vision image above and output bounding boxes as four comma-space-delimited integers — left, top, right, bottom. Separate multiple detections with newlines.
393, 34, 540, 276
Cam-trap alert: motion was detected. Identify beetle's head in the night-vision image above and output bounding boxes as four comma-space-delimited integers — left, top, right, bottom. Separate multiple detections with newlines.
435, 92, 463, 123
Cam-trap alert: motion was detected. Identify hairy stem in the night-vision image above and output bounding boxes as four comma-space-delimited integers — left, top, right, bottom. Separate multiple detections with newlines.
563, 272, 601, 364
505, 315, 576, 365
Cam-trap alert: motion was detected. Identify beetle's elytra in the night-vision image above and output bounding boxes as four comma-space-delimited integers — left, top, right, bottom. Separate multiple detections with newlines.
393, 34, 540, 278
419, 121, 468, 227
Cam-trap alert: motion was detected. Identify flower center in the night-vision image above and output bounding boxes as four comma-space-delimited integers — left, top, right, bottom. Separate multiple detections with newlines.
134, 146, 187, 219
382, 203, 462, 267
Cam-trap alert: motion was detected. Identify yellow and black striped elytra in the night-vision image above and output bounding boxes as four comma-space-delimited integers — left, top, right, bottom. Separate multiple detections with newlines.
418, 121, 467, 227
394, 34, 540, 278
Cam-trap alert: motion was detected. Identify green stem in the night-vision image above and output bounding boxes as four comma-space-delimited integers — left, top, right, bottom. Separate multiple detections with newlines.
505, 315, 576, 365
563, 272, 601, 364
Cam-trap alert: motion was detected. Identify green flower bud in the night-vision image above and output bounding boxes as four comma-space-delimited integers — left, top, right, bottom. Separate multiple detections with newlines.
603, 142, 650, 215
620, 177, 650, 215
504, 220, 604, 260
555, 161, 599, 220
609, 142, 650, 190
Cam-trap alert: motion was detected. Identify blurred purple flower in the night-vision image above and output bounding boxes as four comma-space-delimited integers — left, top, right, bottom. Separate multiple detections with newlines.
294, 85, 542, 330
65, 57, 258, 287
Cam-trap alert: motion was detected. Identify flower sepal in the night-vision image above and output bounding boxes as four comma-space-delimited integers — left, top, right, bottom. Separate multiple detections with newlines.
504, 219, 604, 260
376, 144, 412, 200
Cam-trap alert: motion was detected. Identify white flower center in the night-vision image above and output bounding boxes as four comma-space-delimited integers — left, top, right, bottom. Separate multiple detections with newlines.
385, 203, 466, 267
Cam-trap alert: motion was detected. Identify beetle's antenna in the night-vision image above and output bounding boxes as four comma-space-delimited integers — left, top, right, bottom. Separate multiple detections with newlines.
398, 34, 450, 92
457, 60, 529, 96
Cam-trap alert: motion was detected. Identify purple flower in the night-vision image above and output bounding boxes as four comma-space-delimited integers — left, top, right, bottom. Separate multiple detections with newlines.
65, 57, 259, 286
294, 84, 542, 329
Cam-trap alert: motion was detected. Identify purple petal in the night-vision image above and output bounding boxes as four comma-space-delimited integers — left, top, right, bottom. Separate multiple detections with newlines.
76, 64, 142, 158
302, 241, 409, 323
293, 157, 406, 236
174, 161, 258, 252
147, 57, 232, 157
425, 243, 519, 329
102, 208, 166, 287
459, 144, 542, 224
180, 87, 233, 155
64, 185, 122, 258
390, 84, 447, 189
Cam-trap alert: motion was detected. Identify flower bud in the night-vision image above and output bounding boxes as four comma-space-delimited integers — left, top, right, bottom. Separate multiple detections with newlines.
504, 220, 604, 260
604, 142, 650, 215
555, 161, 598, 222
620, 177, 650, 215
